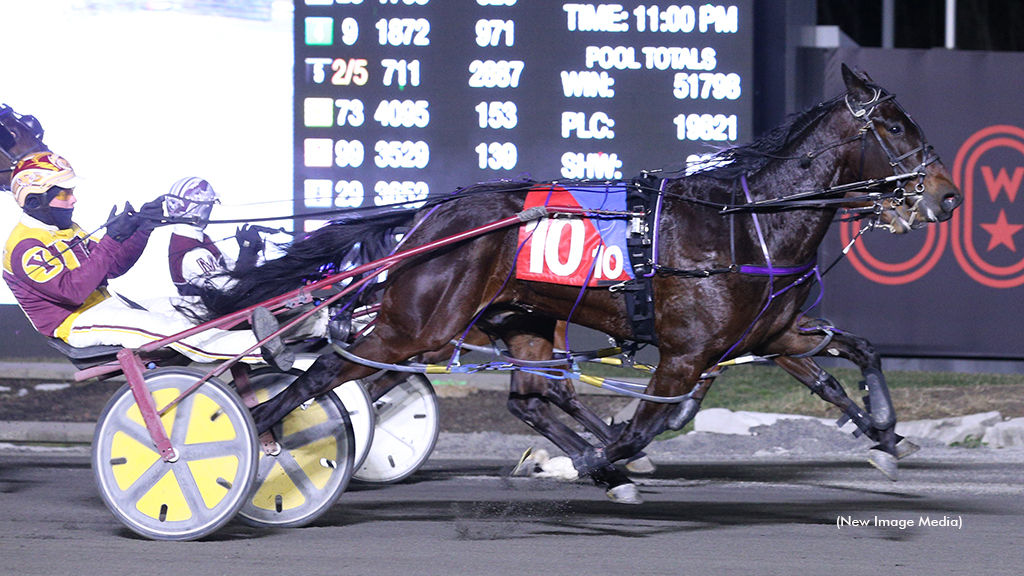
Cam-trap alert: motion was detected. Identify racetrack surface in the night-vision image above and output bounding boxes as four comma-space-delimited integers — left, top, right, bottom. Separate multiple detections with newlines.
3, 369, 1024, 575
4, 408, 1024, 575
1, 445, 1022, 576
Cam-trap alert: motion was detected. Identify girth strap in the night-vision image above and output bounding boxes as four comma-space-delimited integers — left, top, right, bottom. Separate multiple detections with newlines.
619, 176, 659, 346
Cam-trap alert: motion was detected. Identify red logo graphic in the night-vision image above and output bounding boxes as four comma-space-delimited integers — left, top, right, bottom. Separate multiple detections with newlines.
952, 125, 1024, 288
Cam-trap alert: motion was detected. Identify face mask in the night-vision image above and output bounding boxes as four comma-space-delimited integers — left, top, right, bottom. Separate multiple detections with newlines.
23, 191, 74, 230
48, 206, 74, 230
196, 203, 213, 229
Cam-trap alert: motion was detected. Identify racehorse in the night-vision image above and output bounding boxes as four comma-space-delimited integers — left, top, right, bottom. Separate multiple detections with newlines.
0, 103, 48, 191
199, 65, 961, 501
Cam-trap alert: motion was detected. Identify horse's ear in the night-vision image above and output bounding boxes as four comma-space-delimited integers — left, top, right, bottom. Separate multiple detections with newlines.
841, 63, 873, 103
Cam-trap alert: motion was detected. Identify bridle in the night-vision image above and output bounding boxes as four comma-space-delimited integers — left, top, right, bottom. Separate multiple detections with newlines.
0, 104, 49, 188
840, 86, 941, 231
706, 84, 941, 233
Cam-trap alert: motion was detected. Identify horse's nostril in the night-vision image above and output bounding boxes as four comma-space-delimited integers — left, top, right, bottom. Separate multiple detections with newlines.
942, 193, 962, 213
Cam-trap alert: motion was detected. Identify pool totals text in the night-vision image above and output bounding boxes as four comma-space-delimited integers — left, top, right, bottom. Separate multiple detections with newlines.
295, 1, 753, 223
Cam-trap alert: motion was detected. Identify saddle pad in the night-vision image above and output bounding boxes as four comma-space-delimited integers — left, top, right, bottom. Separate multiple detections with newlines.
515, 184, 634, 287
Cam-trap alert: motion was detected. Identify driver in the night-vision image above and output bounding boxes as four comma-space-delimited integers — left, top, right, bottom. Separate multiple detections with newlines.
165, 176, 263, 296
165, 176, 329, 342
1, 152, 293, 370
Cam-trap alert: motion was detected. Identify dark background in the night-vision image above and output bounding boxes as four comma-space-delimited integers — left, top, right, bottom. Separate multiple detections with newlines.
807, 48, 1024, 360
819, 0, 1024, 51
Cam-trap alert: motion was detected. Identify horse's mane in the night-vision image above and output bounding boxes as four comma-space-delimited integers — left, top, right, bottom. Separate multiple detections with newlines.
691, 93, 847, 181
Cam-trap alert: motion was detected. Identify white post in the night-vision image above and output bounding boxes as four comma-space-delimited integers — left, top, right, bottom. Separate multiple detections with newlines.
945, 0, 957, 49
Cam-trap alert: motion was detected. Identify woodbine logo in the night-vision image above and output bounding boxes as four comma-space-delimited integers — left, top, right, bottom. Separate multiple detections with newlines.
836, 515, 963, 530
951, 125, 1024, 288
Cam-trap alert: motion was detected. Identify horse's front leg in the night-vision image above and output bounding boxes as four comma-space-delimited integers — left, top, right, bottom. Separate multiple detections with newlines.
815, 329, 917, 456
771, 355, 903, 479
812, 329, 918, 458
766, 322, 915, 480
665, 374, 714, 430
740, 315, 916, 481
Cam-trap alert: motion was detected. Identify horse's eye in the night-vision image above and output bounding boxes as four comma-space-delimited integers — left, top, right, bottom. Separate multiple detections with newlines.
888, 124, 903, 135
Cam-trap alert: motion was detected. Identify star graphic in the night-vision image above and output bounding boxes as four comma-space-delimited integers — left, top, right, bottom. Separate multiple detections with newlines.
980, 210, 1024, 252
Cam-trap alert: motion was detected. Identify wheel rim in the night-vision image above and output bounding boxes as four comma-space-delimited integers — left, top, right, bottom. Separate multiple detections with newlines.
92, 368, 258, 541
333, 380, 375, 469
353, 374, 439, 483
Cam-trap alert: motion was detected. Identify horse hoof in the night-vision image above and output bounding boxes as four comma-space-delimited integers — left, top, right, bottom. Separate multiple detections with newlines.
511, 447, 547, 477
625, 455, 657, 475
606, 483, 643, 504
867, 448, 898, 481
895, 438, 921, 460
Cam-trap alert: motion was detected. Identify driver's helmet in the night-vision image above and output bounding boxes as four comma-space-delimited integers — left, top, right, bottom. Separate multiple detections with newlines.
10, 151, 79, 207
166, 177, 219, 227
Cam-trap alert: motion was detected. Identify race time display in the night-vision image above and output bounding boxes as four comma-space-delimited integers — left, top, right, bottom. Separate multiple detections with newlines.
294, 0, 753, 228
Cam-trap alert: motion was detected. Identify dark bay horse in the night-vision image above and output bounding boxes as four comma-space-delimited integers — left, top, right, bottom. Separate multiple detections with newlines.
200, 66, 961, 501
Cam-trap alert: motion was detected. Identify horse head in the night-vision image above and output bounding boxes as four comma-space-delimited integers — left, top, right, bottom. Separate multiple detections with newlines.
0, 104, 48, 193
837, 64, 962, 233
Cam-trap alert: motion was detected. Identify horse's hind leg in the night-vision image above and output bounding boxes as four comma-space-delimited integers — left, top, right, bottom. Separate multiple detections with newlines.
587, 355, 710, 476
532, 373, 657, 474
250, 350, 374, 434
496, 317, 640, 503
505, 320, 618, 447
360, 321, 650, 478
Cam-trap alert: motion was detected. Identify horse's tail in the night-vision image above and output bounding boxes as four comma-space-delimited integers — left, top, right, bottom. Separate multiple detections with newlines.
197, 208, 418, 320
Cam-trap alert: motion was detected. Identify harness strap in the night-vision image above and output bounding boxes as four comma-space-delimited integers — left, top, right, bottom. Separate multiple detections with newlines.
789, 326, 835, 358
619, 176, 659, 346
739, 257, 818, 277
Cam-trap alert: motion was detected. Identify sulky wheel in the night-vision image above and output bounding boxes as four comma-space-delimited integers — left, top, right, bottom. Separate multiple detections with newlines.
291, 354, 376, 470
333, 379, 376, 470
235, 369, 356, 529
354, 373, 439, 484
92, 367, 259, 541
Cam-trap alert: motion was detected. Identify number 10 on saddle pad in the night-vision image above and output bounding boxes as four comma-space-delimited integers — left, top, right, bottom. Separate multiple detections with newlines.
516, 184, 634, 287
